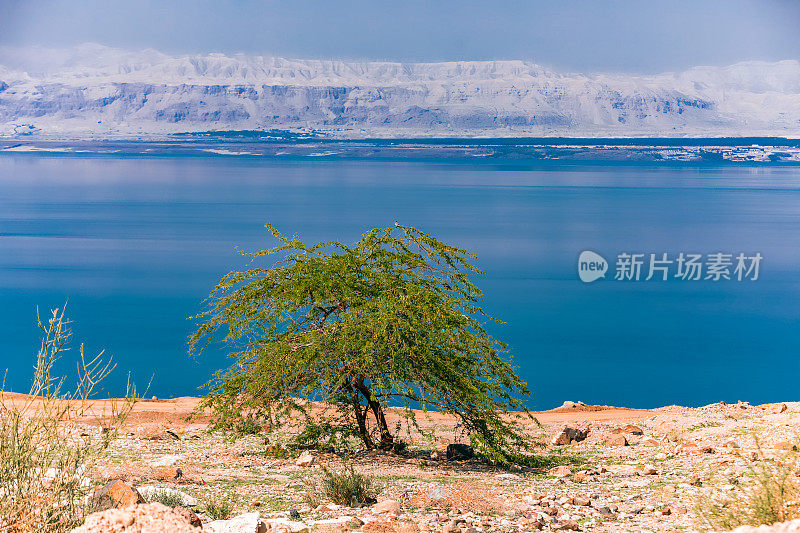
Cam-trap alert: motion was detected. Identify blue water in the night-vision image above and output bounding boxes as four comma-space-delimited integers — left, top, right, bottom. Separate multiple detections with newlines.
1, 152, 799, 409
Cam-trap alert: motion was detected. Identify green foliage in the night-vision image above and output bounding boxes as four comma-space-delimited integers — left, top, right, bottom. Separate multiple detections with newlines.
191, 224, 533, 462
204, 495, 235, 520
697, 439, 800, 529
292, 420, 359, 452
313, 464, 379, 507
145, 489, 185, 509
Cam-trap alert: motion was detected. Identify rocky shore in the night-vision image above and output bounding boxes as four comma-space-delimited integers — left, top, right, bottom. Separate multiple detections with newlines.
58, 398, 800, 532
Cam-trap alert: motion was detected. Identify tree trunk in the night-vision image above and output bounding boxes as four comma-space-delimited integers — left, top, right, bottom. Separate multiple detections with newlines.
355, 377, 394, 451
349, 385, 374, 449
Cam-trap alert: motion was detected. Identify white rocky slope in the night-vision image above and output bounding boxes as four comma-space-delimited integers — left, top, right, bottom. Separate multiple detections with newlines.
1, 43, 799, 138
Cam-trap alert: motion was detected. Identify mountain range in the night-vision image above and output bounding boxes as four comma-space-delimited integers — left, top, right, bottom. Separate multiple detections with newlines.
1, 44, 799, 138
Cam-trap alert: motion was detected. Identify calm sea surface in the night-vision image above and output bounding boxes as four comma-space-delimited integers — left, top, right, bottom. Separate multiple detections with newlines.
1, 153, 799, 409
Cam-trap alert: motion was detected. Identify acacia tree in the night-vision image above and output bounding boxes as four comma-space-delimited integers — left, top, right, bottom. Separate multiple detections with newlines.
190, 224, 533, 461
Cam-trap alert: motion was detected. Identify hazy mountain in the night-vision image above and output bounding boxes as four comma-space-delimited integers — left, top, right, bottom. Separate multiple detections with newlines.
1, 44, 799, 138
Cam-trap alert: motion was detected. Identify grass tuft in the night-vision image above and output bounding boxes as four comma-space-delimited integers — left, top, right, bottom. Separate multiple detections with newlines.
204, 495, 235, 520
697, 438, 800, 530
306, 464, 379, 507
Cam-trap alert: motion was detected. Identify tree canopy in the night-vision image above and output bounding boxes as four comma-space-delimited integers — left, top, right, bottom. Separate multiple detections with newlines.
190, 224, 533, 462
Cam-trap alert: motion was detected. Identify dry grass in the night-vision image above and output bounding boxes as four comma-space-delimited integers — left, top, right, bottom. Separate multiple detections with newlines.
0, 308, 136, 533
697, 439, 800, 530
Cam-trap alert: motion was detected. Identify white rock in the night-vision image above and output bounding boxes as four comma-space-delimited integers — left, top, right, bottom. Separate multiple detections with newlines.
296, 451, 315, 467
262, 518, 310, 533
206, 512, 262, 533
138, 486, 198, 507
149, 454, 182, 467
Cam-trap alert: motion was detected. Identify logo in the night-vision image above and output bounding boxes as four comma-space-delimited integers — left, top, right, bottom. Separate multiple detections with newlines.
578, 250, 608, 283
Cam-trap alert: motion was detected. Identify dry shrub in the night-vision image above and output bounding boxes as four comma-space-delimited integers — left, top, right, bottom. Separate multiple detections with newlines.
697, 439, 800, 530
0, 308, 136, 533
304, 464, 379, 507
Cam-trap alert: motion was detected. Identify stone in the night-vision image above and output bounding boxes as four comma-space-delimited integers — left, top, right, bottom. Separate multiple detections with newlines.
174, 506, 203, 527
775, 441, 798, 451
548, 466, 572, 478
372, 499, 402, 515
206, 512, 262, 533
138, 486, 198, 507
289, 510, 301, 520
641, 437, 660, 446
261, 519, 310, 533
427, 486, 449, 502
551, 426, 589, 446
309, 517, 363, 533
573, 497, 591, 507
446, 443, 474, 461
606, 464, 638, 477
296, 451, 315, 467
640, 465, 657, 475
88, 480, 145, 512
397, 522, 421, 533
687, 475, 703, 486
603, 434, 627, 447
70, 503, 201, 533
772, 403, 789, 414
612, 425, 643, 436
558, 518, 581, 530
441, 521, 461, 533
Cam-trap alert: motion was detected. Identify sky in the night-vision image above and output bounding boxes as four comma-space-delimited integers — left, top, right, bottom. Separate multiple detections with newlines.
0, 0, 799, 74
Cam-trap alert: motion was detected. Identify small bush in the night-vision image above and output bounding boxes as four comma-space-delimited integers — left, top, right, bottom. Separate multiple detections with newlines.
144, 489, 185, 509
316, 464, 379, 507
697, 439, 800, 530
204, 495, 235, 520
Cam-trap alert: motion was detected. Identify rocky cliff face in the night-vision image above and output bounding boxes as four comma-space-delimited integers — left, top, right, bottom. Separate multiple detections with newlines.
1, 44, 799, 137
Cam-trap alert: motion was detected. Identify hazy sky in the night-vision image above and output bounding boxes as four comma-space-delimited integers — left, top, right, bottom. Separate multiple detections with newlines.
1, 0, 799, 73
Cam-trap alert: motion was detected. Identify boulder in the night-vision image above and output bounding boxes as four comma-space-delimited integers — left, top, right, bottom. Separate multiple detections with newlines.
372, 499, 402, 515
308, 517, 362, 533
547, 465, 572, 478
611, 425, 643, 436
138, 486, 198, 507
603, 434, 627, 447
558, 518, 581, 531
174, 506, 202, 527
296, 451, 315, 467
88, 480, 145, 512
262, 518, 311, 533
206, 512, 262, 533
446, 443, 474, 461
70, 503, 201, 533
551, 427, 589, 446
